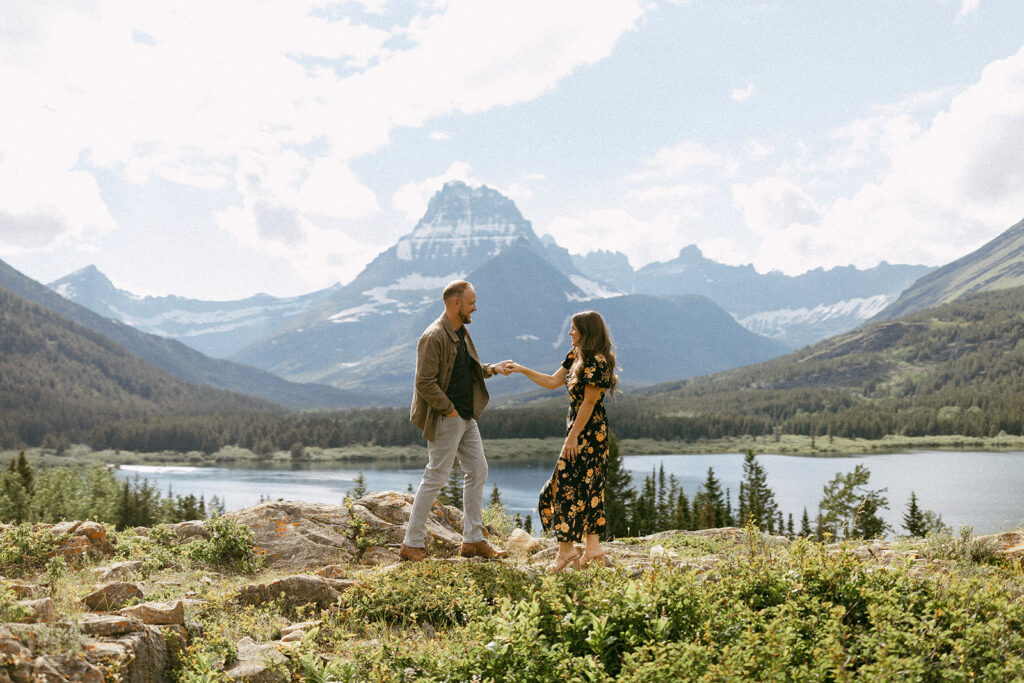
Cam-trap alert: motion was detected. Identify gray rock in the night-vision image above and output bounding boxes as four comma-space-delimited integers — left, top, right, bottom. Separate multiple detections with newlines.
95, 560, 144, 582
224, 637, 288, 682
15, 598, 54, 624
117, 600, 185, 625
237, 575, 347, 610
225, 494, 465, 570
82, 581, 143, 611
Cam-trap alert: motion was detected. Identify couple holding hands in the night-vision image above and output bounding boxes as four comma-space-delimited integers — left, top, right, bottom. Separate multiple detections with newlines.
400, 279, 617, 572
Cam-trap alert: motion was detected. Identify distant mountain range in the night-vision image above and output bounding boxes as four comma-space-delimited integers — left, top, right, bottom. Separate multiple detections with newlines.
46, 182, 935, 402
876, 217, 1024, 320
49, 265, 342, 359
0, 259, 375, 410
223, 182, 786, 399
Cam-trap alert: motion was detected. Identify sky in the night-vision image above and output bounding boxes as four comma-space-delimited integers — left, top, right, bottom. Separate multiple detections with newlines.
1, 0, 1023, 300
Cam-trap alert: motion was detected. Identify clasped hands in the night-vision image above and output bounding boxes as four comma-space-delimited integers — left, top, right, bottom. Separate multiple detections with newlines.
490, 360, 519, 376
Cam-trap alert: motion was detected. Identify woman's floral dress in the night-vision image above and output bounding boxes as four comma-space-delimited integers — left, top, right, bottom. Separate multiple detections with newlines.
538, 350, 612, 542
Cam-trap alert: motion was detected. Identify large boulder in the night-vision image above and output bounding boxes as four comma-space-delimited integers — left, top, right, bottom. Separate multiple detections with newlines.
236, 575, 358, 610
50, 521, 114, 562
225, 493, 464, 569
223, 636, 288, 682
82, 582, 144, 612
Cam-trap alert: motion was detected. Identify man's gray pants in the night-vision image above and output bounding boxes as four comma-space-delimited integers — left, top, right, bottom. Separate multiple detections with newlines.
403, 415, 487, 548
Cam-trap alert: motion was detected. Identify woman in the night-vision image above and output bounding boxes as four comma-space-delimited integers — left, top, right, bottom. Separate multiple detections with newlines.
510, 311, 618, 571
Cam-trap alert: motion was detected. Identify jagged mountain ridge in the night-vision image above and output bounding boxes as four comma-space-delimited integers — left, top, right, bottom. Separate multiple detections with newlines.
622, 245, 932, 348
0, 258, 375, 409
304, 245, 787, 399
49, 265, 342, 358
876, 216, 1024, 320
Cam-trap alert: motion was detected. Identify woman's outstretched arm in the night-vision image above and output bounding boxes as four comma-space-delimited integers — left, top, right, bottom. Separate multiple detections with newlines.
508, 362, 567, 390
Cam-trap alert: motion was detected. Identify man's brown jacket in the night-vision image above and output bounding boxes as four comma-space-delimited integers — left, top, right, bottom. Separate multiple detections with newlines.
409, 314, 496, 441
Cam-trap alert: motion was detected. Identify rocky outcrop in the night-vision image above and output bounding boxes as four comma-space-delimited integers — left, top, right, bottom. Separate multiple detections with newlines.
237, 575, 360, 610
223, 636, 289, 682
225, 493, 464, 569
82, 581, 143, 611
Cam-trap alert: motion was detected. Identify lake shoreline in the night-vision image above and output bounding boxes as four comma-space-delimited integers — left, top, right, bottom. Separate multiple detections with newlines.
8, 432, 1024, 468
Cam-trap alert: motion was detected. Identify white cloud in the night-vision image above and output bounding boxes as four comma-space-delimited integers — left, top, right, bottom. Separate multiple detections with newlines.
545, 207, 705, 266
731, 83, 754, 102
725, 46, 1024, 274
626, 140, 736, 183
0, 0, 648, 288
626, 183, 716, 203
959, 0, 981, 17
429, 131, 451, 141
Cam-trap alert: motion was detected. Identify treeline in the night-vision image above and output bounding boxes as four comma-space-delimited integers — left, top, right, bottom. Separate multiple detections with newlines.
599, 438, 945, 541
0, 451, 223, 528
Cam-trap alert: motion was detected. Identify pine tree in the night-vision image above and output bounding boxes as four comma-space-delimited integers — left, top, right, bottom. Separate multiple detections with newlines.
351, 472, 368, 499
692, 467, 725, 529
603, 432, 634, 539
902, 491, 927, 537
818, 464, 888, 540
737, 450, 778, 532
437, 463, 463, 508
524, 514, 533, 534
489, 483, 503, 507
800, 507, 812, 537
786, 513, 795, 538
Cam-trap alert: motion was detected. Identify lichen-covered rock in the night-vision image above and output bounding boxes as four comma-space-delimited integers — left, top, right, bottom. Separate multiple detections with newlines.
82, 581, 143, 612
166, 520, 210, 542
224, 636, 288, 682
84, 624, 169, 683
117, 600, 185, 626
50, 521, 114, 561
2, 582, 42, 600
95, 560, 144, 582
79, 614, 142, 637
979, 530, 1024, 560
507, 528, 541, 555
224, 494, 464, 570
237, 575, 349, 610
15, 598, 54, 624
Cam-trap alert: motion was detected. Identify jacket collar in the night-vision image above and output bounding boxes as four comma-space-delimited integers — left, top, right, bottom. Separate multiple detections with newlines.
438, 313, 462, 343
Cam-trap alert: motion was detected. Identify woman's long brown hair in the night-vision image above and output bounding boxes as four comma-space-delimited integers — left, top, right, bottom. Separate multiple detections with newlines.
568, 310, 618, 395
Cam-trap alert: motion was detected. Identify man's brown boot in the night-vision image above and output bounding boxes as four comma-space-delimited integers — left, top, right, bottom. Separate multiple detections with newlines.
399, 544, 427, 562
460, 540, 508, 559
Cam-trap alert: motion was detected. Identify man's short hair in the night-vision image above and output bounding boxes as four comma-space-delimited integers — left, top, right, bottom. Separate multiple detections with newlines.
443, 280, 473, 302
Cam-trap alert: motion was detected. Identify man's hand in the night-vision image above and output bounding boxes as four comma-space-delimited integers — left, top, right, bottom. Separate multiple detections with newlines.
493, 360, 515, 376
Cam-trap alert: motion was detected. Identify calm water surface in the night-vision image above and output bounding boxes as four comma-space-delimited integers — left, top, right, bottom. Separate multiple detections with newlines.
116, 451, 1024, 535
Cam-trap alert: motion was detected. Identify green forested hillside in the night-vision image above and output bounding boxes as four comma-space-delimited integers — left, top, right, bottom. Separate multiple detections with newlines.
612, 284, 1024, 440
0, 286, 277, 447
879, 216, 1024, 319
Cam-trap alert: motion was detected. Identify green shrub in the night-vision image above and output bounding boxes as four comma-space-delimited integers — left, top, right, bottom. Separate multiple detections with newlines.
338, 561, 535, 628
186, 515, 261, 574
0, 524, 66, 577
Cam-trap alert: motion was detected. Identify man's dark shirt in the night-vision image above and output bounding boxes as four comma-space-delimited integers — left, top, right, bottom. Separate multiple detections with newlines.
446, 327, 475, 419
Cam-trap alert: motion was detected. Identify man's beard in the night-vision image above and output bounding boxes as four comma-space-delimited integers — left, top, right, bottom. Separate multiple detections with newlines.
460, 312, 472, 324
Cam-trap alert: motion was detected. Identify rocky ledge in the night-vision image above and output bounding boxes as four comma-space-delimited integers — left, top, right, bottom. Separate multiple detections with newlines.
1, 491, 1021, 681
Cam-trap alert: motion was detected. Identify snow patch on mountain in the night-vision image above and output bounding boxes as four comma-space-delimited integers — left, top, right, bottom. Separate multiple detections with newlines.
738, 294, 894, 339
566, 275, 621, 301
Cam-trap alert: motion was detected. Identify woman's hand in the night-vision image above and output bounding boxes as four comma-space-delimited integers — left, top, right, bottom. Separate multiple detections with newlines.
562, 432, 581, 459
507, 362, 523, 373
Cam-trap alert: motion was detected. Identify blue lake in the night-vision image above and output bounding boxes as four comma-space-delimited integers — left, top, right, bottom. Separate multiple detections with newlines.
115, 450, 1024, 535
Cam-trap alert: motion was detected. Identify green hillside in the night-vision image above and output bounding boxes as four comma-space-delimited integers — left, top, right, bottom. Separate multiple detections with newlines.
879, 216, 1024, 319
611, 284, 1024, 441
0, 286, 278, 448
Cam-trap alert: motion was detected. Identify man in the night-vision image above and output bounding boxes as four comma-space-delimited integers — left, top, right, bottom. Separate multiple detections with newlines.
400, 280, 512, 562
